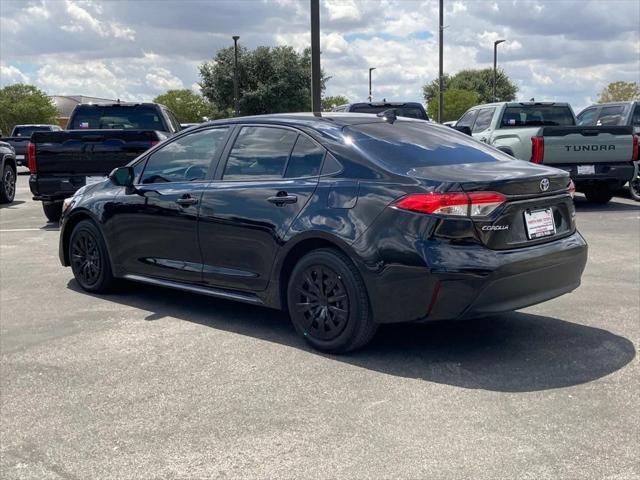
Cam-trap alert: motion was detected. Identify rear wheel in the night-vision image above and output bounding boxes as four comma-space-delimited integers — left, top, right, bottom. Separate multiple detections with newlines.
629, 177, 640, 202
69, 220, 114, 293
584, 184, 613, 204
287, 248, 377, 353
0, 164, 16, 203
42, 201, 63, 222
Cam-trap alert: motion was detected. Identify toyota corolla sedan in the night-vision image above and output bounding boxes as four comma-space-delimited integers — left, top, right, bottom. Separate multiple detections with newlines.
59, 112, 587, 352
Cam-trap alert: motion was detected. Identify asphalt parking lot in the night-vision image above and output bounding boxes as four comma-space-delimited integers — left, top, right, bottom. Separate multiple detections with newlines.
1, 171, 638, 479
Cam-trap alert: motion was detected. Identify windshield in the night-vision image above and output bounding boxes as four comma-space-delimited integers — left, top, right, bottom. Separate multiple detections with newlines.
500, 105, 575, 127
70, 106, 165, 130
350, 105, 428, 120
345, 121, 511, 172
13, 126, 55, 137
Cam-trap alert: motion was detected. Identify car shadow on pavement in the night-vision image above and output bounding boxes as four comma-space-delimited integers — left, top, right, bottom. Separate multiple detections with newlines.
0, 200, 26, 209
67, 279, 635, 393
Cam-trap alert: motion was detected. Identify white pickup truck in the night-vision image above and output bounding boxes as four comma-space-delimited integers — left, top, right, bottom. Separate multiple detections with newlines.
456, 101, 638, 204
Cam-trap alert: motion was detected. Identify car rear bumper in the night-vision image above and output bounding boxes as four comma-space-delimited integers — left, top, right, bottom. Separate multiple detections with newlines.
30, 174, 84, 201
550, 162, 635, 188
366, 230, 588, 324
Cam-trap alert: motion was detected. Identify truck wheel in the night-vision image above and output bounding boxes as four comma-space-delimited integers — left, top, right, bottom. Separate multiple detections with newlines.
629, 178, 640, 202
42, 201, 63, 222
584, 185, 613, 204
0, 164, 16, 203
69, 220, 114, 292
287, 248, 378, 353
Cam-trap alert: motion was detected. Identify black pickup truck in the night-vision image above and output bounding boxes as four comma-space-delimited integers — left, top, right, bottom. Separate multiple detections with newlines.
3, 124, 63, 168
29, 102, 181, 221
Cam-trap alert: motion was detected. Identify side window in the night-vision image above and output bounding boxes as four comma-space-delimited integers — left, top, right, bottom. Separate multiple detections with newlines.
223, 126, 298, 180
284, 135, 325, 178
457, 109, 478, 128
632, 105, 640, 126
597, 105, 626, 126
577, 108, 598, 126
140, 128, 228, 184
472, 108, 495, 133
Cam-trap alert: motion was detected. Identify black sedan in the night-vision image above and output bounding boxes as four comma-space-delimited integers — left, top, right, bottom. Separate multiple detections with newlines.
59, 113, 588, 352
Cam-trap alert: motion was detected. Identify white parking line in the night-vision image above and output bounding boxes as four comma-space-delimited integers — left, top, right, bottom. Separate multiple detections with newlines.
0, 228, 58, 232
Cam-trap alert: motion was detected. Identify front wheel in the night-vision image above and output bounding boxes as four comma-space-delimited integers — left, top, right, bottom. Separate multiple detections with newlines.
0, 164, 16, 203
69, 220, 114, 293
584, 185, 613, 204
287, 248, 377, 353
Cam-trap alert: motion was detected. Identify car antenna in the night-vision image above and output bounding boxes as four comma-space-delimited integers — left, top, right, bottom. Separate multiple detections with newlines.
377, 109, 397, 124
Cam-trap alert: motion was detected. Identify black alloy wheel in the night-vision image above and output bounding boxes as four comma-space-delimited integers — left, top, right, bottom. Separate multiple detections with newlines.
69, 220, 114, 292
295, 264, 350, 341
288, 248, 377, 353
0, 165, 15, 203
629, 176, 640, 202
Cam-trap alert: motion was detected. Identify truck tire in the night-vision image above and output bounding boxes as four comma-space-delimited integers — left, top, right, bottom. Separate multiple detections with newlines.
629, 178, 640, 202
584, 185, 613, 204
0, 163, 16, 203
43, 201, 63, 222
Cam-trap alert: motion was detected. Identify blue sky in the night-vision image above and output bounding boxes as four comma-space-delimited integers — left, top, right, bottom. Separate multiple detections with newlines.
1, 0, 639, 113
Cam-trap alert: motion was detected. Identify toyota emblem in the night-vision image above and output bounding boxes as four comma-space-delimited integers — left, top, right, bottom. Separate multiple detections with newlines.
540, 178, 550, 192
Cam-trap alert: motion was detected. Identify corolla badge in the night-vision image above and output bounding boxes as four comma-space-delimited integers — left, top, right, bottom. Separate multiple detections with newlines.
482, 225, 509, 231
540, 178, 550, 192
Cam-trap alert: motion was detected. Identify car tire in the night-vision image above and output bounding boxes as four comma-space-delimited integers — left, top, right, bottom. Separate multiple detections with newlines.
584, 185, 613, 204
287, 248, 377, 353
69, 219, 115, 293
0, 163, 16, 204
42, 201, 63, 222
629, 177, 640, 202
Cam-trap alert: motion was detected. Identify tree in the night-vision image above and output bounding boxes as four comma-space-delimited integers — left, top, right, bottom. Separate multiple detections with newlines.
153, 89, 218, 123
426, 89, 478, 122
597, 81, 640, 103
199, 45, 327, 115
0, 84, 58, 134
322, 95, 349, 111
422, 68, 518, 117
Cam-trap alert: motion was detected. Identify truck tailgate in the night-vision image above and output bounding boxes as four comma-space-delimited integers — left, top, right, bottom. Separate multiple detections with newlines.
31, 129, 159, 175
541, 126, 634, 164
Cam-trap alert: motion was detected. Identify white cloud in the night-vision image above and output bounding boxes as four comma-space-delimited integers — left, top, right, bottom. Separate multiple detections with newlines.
0, 64, 29, 84
324, 0, 361, 21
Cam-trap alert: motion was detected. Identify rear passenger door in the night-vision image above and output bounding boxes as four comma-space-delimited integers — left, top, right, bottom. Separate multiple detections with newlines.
471, 107, 496, 142
198, 125, 325, 291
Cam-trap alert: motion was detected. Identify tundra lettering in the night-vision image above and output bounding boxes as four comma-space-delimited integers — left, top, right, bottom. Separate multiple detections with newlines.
564, 145, 616, 152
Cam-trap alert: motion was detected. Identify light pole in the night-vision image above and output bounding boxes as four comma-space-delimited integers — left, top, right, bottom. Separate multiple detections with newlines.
438, 0, 443, 123
232, 35, 240, 116
368, 67, 376, 102
310, 0, 321, 114
493, 39, 506, 102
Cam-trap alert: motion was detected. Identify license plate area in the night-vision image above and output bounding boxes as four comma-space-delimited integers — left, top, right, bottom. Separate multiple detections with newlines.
577, 165, 595, 175
524, 207, 556, 240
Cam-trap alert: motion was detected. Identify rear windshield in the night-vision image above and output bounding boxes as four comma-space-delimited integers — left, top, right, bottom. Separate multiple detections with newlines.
350, 105, 428, 120
70, 106, 165, 130
13, 126, 55, 136
500, 105, 575, 127
345, 121, 510, 171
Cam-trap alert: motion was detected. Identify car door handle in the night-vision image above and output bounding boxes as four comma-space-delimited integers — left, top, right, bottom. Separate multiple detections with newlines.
175, 196, 198, 206
267, 193, 298, 206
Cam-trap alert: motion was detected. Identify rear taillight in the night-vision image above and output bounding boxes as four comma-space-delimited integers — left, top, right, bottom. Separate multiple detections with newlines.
530, 136, 544, 164
27, 142, 36, 172
394, 191, 506, 217
568, 179, 576, 198
632, 135, 639, 161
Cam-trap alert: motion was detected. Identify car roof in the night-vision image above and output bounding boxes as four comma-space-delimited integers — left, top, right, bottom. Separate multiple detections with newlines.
74, 102, 160, 108
201, 112, 427, 130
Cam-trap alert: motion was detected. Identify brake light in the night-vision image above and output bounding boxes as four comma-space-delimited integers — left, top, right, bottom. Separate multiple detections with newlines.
632, 135, 639, 161
394, 191, 506, 217
568, 179, 576, 198
27, 142, 36, 172
530, 136, 544, 164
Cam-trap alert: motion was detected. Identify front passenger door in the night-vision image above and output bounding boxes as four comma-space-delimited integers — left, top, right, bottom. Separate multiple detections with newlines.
110, 127, 230, 283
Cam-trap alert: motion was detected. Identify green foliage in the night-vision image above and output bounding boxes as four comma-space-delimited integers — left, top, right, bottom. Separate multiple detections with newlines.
199, 45, 327, 115
426, 89, 479, 122
423, 68, 518, 116
152, 89, 218, 123
597, 81, 640, 103
0, 84, 58, 135
322, 95, 349, 111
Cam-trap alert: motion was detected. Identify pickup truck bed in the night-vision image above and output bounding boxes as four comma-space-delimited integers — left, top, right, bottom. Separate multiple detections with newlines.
29, 129, 162, 218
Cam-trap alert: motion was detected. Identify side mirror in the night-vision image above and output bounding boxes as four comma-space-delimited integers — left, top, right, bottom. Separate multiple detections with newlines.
109, 166, 134, 187
452, 125, 472, 136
